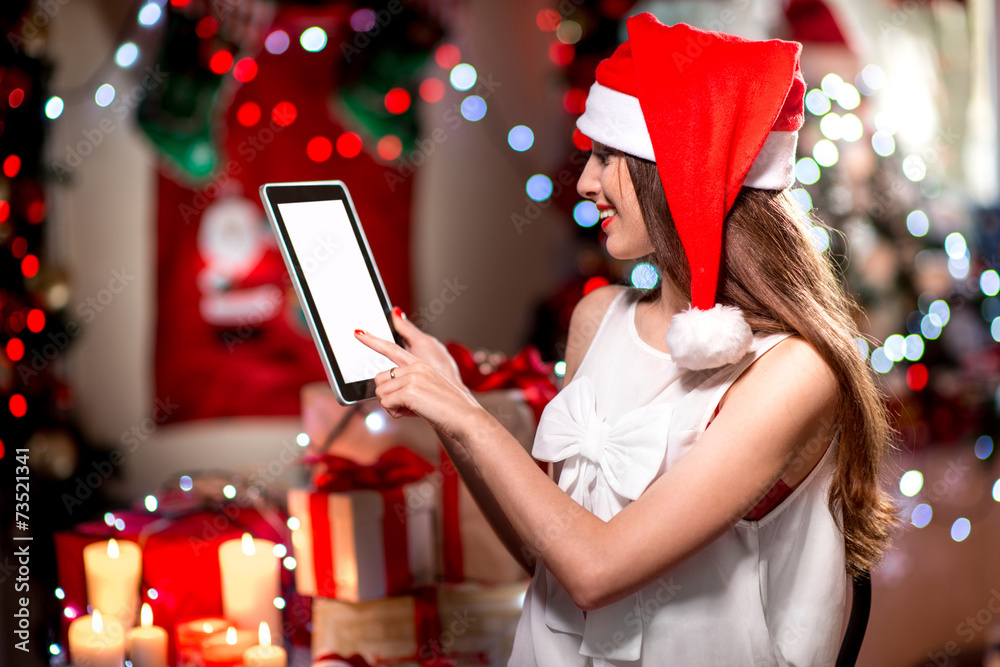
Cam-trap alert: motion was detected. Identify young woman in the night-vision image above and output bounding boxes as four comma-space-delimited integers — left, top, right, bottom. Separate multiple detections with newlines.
356, 13, 896, 665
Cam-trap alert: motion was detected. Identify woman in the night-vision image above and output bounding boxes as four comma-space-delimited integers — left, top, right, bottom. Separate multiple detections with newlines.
356, 13, 896, 665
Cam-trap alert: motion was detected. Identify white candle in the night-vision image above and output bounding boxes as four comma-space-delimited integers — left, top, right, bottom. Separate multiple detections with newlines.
68, 609, 125, 667
83, 538, 141, 629
242, 622, 287, 667
126, 603, 167, 667
218, 533, 281, 637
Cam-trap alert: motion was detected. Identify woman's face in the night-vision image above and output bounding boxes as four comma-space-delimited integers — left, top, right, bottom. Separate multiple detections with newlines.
576, 141, 654, 260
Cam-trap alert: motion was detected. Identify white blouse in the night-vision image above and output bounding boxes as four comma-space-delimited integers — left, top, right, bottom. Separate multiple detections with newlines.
509, 288, 846, 666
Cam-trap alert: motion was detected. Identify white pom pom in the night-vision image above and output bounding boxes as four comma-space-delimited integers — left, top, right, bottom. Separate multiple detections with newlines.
665, 304, 752, 370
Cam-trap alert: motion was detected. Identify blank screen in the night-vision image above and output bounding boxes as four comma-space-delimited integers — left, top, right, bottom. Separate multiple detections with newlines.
277, 199, 395, 383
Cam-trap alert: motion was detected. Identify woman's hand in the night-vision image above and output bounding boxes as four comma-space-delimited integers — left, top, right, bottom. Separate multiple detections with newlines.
390, 307, 471, 399
355, 327, 487, 442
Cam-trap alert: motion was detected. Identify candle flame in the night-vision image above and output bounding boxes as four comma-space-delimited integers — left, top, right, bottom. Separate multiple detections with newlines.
241, 532, 255, 556
226, 627, 237, 645
92, 610, 103, 633
258, 622, 271, 647
140, 603, 153, 628
107, 538, 119, 559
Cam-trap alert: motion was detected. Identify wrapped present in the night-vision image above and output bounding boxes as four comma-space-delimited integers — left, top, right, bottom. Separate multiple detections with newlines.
54, 478, 297, 665
311, 582, 527, 666
300, 383, 536, 586
445, 342, 558, 423
289, 447, 438, 602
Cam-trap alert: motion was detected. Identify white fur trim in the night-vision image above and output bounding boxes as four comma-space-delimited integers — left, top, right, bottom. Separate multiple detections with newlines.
576, 82, 656, 161
743, 130, 797, 190
576, 82, 796, 190
665, 304, 752, 370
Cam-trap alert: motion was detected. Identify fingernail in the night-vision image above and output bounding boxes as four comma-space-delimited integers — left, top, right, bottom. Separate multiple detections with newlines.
392, 307, 405, 319
354, 329, 367, 336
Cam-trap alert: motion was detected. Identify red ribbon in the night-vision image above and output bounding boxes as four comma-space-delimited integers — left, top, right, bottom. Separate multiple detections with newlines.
446, 342, 558, 422
306, 447, 433, 598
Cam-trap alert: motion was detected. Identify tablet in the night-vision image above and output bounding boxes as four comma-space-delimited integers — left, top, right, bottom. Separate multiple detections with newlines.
260, 180, 401, 405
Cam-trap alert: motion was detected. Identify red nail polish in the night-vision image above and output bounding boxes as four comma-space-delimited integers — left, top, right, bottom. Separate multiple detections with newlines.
392, 307, 405, 319
355, 329, 367, 336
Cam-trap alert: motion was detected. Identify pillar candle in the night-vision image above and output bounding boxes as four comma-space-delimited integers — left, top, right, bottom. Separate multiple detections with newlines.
242, 622, 286, 667
83, 538, 142, 629
175, 617, 229, 667
68, 610, 125, 667
218, 533, 281, 637
201, 626, 257, 667
126, 603, 167, 667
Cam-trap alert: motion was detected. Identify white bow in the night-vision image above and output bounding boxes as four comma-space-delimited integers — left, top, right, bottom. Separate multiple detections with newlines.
532, 375, 674, 662
533, 375, 673, 520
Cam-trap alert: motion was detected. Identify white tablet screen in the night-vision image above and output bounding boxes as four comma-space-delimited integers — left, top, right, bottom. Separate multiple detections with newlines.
276, 199, 395, 383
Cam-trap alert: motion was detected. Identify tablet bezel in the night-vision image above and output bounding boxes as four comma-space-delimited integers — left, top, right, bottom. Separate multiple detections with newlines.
259, 180, 402, 405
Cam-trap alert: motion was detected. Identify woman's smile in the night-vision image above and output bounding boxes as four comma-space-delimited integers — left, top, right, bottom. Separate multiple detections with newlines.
597, 204, 617, 230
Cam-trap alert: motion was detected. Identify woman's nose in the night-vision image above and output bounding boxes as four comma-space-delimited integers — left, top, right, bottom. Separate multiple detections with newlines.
577, 154, 601, 200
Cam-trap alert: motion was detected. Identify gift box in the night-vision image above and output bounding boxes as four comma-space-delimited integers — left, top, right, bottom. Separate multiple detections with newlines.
54, 483, 296, 664
311, 582, 527, 666
301, 384, 537, 586
289, 447, 438, 602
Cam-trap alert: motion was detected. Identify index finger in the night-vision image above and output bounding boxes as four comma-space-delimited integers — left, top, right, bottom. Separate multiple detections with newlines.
354, 329, 420, 366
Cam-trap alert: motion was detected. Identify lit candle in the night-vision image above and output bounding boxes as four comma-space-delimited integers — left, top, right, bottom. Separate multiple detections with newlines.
126, 603, 167, 667
218, 533, 280, 637
83, 538, 142, 629
242, 622, 287, 667
68, 609, 125, 667
175, 617, 229, 667
201, 626, 257, 667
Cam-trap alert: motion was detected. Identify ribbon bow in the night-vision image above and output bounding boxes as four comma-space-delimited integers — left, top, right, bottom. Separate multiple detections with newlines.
446, 341, 558, 422
532, 375, 673, 520
308, 446, 433, 493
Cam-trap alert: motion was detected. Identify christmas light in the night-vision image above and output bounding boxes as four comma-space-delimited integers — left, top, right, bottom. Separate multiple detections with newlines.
350, 8, 376, 32
630, 263, 658, 289
899, 470, 923, 497
44, 96, 64, 119
573, 200, 598, 227
804, 89, 830, 116
911, 503, 932, 528
300, 27, 327, 52
870, 348, 892, 373
950, 518, 971, 542
903, 335, 924, 361
884, 334, 906, 362
265, 30, 289, 54
223, 485, 236, 498
195, 16, 218, 38
272, 544, 287, 558
376, 135, 402, 161
554, 361, 566, 377
460, 95, 486, 121
902, 155, 926, 181
872, 131, 895, 156
906, 210, 929, 237
116, 43, 139, 68
306, 136, 332, 162
860, 64, 885, 91
271, 101, 297, 127
790, 188, 812, 213
233, 58, 257, 83
835, 83, 860, 110
145, 495, 158, 512
507, 125, 534, 152
180, 475, 193, 491
434, 44, 461, 69
820, 73, 843, 99
556, 20, 582, 45
853, 338, 870, 359
450, 64, 476, 91
236, 102, 261, 127
974, 436, 993, 460
95, 84, 115, 107
840, 114, 863, 141
980, 270, 1000, 296
138, 3, 162, 26
336, 132, 362, 158
365, 411, 386, 432
384, 88, 411, 114
525, 174, 552, 201
419, 78, 444, 103
296, 433, 309, 447
808, 226, 830, 253
812, 140, 838, 167
794, 157, 820, 185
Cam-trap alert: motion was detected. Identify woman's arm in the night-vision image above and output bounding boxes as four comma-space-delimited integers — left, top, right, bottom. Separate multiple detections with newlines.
361, 303, 837, 611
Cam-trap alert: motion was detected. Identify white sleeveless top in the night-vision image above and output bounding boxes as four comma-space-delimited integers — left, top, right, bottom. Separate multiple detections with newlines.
509, 288, 846, 666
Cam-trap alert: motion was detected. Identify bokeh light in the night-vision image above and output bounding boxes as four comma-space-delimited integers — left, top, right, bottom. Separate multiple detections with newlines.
265, 30, 290, 54
911, 503, 932, 528
300, 27, 327, 52
902, 155, 927, 181
951, 518, 971, 542
138, 3, 162, 26
306, 136, 333, 162
507, 125, 534, 152
376, 135, 402, 161
805, 89, 831, 116
573, 201, 599, 227
526, 174, 553, 201
336, 132, 363, 158
975, 436, 994, 460
419, 78, 444, 103
95, 84, 115, 107
906, 210, 929, 237
809, 226, 830, 253
813, 140, 838, 167
115, 42, 139, 68
899, 470, 923, 497
450, 64, 477, 91
460, 96, 486, 121
45, 97, 64, 120
872, 131, 895, 156
981, 270, 1000, 296
795, 157, 820, 185
630, 263, 659, 289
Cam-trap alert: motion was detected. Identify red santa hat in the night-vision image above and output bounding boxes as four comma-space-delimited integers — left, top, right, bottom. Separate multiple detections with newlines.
577, 13, 806, 370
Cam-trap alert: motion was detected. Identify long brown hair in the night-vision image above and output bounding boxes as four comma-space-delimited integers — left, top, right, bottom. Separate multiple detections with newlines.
623, 152, 897, 577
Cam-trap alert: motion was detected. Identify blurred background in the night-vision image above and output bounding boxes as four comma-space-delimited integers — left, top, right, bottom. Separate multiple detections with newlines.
0, 0, 999, 665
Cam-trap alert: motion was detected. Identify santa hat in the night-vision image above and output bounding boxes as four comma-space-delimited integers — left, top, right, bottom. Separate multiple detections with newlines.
576, 13, 806, 370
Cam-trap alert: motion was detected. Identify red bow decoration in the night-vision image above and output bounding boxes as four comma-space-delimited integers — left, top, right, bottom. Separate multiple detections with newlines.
308, 445, 433, 493
446, 342, 558, 422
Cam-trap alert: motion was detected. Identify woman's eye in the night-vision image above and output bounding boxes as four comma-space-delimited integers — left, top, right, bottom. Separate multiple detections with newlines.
594, 151, 611, 165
